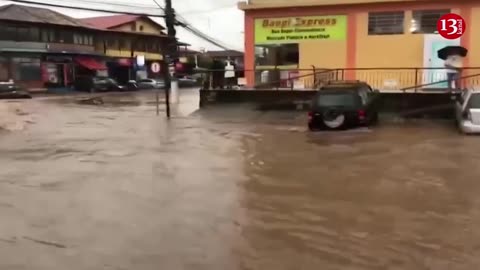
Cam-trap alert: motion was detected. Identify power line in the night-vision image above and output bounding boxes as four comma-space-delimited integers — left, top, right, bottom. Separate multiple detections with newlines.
54, 0, 233, 17
150, 0, 233, 50
60, 0, 158, 10
9, 0, 165, 17
180, 4, 235, 16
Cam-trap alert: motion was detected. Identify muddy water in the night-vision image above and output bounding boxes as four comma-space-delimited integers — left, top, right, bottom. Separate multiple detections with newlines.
1, 91, 480, 270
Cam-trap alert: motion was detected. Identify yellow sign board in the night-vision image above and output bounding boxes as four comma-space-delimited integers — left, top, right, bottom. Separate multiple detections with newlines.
254, 15, 347, 44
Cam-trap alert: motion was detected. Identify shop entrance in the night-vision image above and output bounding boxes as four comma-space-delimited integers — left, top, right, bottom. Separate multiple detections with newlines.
423, 34, 460, 88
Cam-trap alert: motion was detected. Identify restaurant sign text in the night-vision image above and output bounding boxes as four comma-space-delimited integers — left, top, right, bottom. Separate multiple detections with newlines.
254, 15, 347, 44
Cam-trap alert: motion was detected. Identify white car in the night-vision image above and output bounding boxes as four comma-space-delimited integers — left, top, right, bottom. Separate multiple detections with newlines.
455, 89, 480, 134
137, 78, 165, 89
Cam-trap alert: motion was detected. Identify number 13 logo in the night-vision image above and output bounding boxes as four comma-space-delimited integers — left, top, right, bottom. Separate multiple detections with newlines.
437, 13, 466, 39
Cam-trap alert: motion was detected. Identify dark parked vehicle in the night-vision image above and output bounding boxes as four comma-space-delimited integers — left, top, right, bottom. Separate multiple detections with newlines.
308, 81, 380, 130
75, 76, 125, 92
0, 81, 31, 99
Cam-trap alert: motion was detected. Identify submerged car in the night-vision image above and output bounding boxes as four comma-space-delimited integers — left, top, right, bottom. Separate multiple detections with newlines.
455, 89, 480, 134
92, 77, 125, 92
137, 78, 165, 89
308, 81, 380, 130
75, 76, 124, 92
0, 81, 31, 99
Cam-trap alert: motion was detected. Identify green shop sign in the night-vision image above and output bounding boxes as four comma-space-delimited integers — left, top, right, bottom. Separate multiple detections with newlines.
254, 15, 347, 44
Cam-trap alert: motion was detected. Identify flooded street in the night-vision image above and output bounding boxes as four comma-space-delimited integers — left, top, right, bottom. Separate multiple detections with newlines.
2, 90, 480, 270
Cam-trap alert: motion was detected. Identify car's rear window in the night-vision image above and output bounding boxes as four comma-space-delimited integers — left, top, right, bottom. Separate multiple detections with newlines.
316, 93, 360, 107
467, 94, 480, 109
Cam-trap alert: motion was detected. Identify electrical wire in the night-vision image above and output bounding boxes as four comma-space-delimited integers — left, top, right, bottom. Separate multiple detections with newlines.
179, 3, 235, 16
45, 0, 233, 17
150, 0, 234, 50
9, 0, 165, 17
67, 0, 158, 9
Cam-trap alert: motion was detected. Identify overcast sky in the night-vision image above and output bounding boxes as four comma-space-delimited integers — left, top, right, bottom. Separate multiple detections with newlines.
0, 0, 244, 51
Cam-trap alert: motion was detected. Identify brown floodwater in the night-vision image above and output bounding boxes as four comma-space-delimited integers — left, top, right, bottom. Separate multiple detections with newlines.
1, 90, 480, 270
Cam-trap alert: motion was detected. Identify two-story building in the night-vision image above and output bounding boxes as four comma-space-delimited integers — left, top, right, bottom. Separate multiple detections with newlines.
0, 4, 106, 90
81, 14, 170, 83
240, 0, 480, 89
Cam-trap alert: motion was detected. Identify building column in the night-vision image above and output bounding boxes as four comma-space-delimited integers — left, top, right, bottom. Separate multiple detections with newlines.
459, 5, 471, 68
244, 12, 255, 87
345, 12, 357, 80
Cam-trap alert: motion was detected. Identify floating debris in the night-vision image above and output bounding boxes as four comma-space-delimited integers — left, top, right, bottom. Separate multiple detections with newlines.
23, 236, 67, 249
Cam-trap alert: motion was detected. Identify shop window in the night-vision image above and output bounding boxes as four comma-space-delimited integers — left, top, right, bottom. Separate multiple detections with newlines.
12, 57, 41, 81
0, 24, 40, 41
16, 27, 29, 41
0, 57, 8, 81
119, 38, 130, 50
41, 29, 49, 42
5, 26, 16, 40
107, 36, 117, 48
48, 30, 55, 42
58, 31, 73, 43
135, 40, 146, 51
0, 23, 15, 40
73, 33, 81, 44
29, 27, 40, 41
82, 35, 89, 45
255, 44, 299, 67
411, 9, 450, 34
368, 11, 404, 35
148, 40, 157, 52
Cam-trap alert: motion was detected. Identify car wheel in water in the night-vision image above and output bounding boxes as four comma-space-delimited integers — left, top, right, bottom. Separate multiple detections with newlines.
322, 109, 346, 130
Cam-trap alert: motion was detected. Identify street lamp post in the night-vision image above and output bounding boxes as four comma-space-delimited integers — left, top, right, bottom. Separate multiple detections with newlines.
162, 0, 178, 118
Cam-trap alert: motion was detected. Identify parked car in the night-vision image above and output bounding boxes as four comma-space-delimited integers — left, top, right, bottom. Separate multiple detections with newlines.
0, 81, 31, 99
137, 78, 165, 89
455, 89, 480, 134
74, 76, 124, 92
178, 76, 199, 88
92, 77, 125, 92
308, 81, 380, 131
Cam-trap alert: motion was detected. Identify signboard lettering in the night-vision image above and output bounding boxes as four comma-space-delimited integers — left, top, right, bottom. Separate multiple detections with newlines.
255, 15, 347, 44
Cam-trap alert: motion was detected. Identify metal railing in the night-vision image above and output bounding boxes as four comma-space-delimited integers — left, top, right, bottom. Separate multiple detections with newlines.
196, 67, 480, 92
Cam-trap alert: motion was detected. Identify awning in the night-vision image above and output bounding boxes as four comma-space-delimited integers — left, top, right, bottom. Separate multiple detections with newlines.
117, 58, 132, 67
75, 57, 107, 70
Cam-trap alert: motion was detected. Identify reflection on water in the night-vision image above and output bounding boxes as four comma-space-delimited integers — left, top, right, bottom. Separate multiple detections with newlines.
1, 93, 480, 270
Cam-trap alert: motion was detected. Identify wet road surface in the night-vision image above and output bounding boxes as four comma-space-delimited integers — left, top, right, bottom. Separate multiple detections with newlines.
1, 89, 480, 269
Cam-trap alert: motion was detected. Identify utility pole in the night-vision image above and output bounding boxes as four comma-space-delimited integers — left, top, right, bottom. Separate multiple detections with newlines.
163, 0, 177, 118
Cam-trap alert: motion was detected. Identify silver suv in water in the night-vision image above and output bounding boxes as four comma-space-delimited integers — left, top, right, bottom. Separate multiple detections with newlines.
455, 89, 480, 134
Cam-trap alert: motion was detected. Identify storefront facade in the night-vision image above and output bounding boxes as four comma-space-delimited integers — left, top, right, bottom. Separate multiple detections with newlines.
241, 0, 480, 87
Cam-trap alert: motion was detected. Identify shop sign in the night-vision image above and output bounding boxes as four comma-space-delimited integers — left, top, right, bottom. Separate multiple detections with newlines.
254, 15, 347, 44
136, 55, 145, 67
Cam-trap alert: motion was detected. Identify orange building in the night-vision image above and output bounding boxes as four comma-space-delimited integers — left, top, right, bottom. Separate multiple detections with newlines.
239, 0, 480, 89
